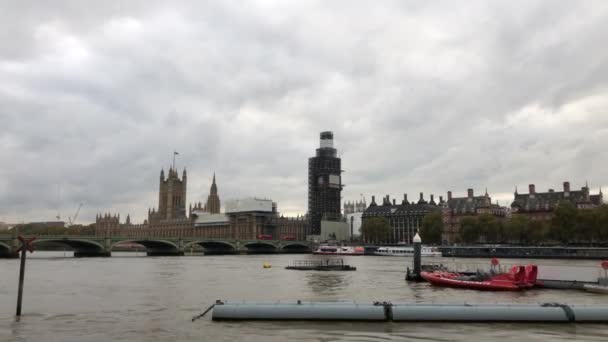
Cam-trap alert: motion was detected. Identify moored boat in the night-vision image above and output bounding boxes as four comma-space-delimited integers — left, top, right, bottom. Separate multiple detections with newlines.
286, 258, 356, 271
375, 246, 442, 257
313, 245, 365, 255
421, 265, 535, 291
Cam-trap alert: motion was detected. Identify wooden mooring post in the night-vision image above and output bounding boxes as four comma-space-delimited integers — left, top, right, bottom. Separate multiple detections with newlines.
16, 236, 36, 317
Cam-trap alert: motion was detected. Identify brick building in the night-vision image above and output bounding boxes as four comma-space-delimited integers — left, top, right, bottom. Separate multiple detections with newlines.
442, 188, 507, 244
511, 181, 603, 221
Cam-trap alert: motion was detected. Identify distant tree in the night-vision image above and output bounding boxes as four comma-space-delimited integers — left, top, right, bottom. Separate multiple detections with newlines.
526, 219, 549, 245
361, 217, 391, 243
505, 215, 529, 244
478, 214, 499, 243
421, 212, 444, 244
576, 209, 599, 243
460, 217, 480, 244
551, 201, 578, 243
596, 205, 608, 242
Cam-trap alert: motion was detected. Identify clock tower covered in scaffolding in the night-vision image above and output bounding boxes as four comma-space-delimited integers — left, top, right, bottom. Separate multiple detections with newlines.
308, 131, 343, 235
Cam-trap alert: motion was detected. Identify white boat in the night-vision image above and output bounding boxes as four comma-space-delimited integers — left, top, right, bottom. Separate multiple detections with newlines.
374, 246, 442, 257
583, 284, 608, 294
313, 245, 365, 255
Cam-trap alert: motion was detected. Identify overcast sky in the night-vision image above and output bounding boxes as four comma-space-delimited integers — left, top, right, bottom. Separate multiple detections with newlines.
1, 0, 607, 224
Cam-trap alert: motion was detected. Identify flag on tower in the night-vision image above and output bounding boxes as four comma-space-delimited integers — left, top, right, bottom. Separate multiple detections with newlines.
174, 151, 179, 155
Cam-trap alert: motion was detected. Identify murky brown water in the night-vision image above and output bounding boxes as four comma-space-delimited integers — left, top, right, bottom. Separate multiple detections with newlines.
1, 252, 608, 341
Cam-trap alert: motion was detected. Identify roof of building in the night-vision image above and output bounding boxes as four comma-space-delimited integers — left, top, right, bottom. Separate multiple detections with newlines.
363, 202, 439, 217
446, 195, 492, 212
511, 186, 603, 212
193, 213, 229, 226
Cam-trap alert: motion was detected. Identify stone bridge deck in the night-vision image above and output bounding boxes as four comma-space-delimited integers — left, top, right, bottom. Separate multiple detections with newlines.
0, 234, 311, 258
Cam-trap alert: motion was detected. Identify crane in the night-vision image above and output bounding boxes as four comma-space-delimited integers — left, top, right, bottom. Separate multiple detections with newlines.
68, 202, 84, 226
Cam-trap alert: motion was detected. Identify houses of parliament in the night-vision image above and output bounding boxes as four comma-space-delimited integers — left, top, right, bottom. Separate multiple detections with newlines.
94, 166, 307, 241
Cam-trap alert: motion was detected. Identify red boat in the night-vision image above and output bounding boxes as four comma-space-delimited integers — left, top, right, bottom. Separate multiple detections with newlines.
421, 265, 533, 291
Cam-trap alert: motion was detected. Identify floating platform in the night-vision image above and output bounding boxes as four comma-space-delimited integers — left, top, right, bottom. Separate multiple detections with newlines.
285, 259, 356, 271
211, 301, 608, 322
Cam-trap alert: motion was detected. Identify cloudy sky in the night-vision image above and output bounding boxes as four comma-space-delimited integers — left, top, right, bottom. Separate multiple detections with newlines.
1, 0, 607, 224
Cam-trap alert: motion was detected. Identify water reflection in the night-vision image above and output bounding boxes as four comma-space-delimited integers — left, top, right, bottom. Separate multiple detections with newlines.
306, 272, 347, 295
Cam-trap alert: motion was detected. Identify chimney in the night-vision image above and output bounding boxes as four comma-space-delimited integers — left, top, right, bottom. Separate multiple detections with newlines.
371, 196, 376, 205
563, 181, 570, 193
447, 191, 452, 201
529, 184, 535, 194
439, 196, 444, 203
403, 193, 408, 204
548, 189, 554, 193
419, 192, 424, 201
392, 199, 396, 205
467, 189, 474, 198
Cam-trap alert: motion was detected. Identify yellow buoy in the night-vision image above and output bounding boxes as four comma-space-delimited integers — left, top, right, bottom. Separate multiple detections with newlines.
263, 262, 272, 269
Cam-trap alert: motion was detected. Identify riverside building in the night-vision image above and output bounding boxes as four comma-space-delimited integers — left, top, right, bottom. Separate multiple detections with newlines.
511, 181, 603, 221
362, 193, 442, 244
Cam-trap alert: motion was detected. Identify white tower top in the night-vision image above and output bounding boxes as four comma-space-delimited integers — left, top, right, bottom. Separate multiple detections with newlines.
320, 131, 334, 148
413, 233, 421, 243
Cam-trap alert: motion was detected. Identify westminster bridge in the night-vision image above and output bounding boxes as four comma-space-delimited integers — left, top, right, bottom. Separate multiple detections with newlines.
0, 234, 312, 258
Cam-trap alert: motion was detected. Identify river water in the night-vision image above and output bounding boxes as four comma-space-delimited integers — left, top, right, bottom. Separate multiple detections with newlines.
1, 252, 608, 341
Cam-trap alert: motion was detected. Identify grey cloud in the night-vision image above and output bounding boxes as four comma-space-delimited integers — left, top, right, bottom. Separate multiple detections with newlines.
1, 0, 607, 224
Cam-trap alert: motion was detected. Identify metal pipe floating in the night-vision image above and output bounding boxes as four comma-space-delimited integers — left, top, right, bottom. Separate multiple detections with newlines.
210, 301, 608, 323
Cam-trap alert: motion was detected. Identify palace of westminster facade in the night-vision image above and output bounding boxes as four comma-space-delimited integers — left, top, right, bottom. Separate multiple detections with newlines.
95, 166, 307, 241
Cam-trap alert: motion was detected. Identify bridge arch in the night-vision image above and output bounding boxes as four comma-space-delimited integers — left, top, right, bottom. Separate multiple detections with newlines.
184, 240, 237, 254
33, 238, 108, 257
111, 239, 179, 250
243, 241, 278, 254
111, 239, 182, 256
281, 242, 311, 253
0, 242, 11, 254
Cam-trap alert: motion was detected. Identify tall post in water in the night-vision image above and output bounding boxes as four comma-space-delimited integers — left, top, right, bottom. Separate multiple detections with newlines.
413, 232, 422, 279
16, 236, 35, 316
406, 232, 423, 281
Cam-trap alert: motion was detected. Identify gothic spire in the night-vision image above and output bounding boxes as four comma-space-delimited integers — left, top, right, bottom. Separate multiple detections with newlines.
210, 172, 217, 195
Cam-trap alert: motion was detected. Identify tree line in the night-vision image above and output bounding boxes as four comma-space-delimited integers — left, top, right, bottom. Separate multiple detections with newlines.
419, 202, 608, 245
358, 201, 608, 245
